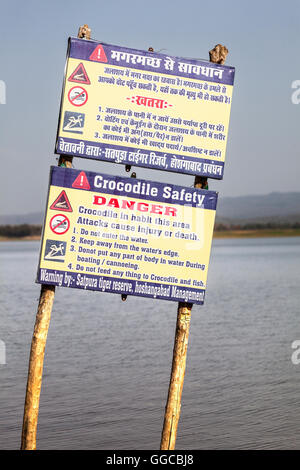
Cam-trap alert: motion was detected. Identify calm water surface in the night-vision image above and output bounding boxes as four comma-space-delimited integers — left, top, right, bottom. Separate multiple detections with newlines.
0, 237, 299, 449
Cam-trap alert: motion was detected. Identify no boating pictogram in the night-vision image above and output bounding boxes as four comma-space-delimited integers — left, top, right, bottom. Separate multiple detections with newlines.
68, 86, 88, 107
49, 214, 70, 235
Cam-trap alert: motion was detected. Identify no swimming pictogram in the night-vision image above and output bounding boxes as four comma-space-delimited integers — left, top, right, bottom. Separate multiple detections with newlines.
50, 190, 73, 212
68, 62, 91, 85
68, 86, 88, 107
49, 214, 70, 235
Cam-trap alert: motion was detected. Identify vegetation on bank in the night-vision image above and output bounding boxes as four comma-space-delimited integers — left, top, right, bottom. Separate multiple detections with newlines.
0, 224, 42, 239
215, 221, 300, 231
214, 228, 300, 238
214, 222, 300, 238
0, 223, 300, 240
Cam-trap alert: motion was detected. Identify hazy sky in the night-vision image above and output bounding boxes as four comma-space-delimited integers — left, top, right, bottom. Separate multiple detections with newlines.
0, 0, 299, 216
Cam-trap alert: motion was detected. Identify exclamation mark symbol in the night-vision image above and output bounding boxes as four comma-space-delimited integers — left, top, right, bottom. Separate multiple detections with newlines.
72, 171, 90, 190
89, 45, 107, 62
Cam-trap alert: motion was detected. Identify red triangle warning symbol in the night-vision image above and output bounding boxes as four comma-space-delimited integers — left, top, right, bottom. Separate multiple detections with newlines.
72, 171, 90, 190
50, 190, 73, 212
68, 62, 91, 85
89, 45, 108, 62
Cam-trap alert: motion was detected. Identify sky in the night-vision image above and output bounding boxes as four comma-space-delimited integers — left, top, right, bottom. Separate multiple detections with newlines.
0, 0, 299, 216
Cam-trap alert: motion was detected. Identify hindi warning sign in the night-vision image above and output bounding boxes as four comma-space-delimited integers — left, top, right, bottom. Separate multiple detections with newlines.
56, 38, 235, 179
37, 167, 218, 304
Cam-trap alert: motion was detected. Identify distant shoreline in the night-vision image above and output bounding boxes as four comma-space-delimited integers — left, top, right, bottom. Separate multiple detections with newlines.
1, 229, 300, 242
0, 235, 41, 242
213, 228, 300, 238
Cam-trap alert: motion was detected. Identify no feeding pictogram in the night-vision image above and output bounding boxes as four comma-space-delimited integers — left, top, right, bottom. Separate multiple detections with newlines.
68, 86, 88, 107
49, 214, 70, 235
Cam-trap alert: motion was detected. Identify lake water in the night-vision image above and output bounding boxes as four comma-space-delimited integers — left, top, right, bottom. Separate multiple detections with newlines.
0, 237, 300, 449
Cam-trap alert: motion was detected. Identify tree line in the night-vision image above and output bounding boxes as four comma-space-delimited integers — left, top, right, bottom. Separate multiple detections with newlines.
0, 224, 42, 238
0, 221, 300, 238
215, 221, 300, 231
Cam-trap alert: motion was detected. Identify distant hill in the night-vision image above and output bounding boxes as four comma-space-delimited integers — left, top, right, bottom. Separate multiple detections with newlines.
216, 192, 300, 220
0, 192, 300, 226
0, 212, 44, 225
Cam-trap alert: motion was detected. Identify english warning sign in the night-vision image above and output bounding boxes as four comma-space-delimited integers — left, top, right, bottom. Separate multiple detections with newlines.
37, 166, 218, 304
55, 37, 235, 179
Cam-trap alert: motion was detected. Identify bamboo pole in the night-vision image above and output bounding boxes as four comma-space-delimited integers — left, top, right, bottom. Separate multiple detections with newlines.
20, 25, 91, 451
160, 44, 229, 450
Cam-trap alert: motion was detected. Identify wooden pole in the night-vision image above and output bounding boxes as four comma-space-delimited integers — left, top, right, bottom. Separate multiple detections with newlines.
20, 285, 55, 450
20, 25, 91, 451
160, 44, 229, 450
160, 302, 192, 450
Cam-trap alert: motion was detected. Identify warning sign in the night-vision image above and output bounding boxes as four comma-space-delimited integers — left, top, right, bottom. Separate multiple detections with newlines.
44, 240, 67, 262
72, 171, 90, 190
50, 190, 73, 212
62, 111, 85, 134
56, 38, 235, 179
68, 62, 91, 85
49, 214, 70, 235
37, 166, 218, 304
89, 45, 107, 62
68, 86, 88, 107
